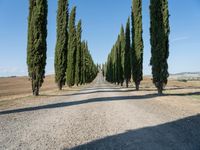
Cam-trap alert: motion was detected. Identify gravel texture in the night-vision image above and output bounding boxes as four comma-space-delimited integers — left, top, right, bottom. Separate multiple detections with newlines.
0, 73, 200, 150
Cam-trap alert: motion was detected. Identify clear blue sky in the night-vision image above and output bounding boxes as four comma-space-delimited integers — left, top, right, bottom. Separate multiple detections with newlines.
0, 0, 200, 77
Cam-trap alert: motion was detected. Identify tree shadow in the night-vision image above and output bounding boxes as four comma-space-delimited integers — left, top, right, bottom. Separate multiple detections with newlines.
165, 86, 200, 91
40, 87, 125, 97
82, 87, 122, 91
68, 114, 200, 150
0, 91, 199, 115
0, 94, 157, 115
63, 89, 135, 96
41, 87, 200, 97
166, 92, 200, 96
0, 92, 200, 115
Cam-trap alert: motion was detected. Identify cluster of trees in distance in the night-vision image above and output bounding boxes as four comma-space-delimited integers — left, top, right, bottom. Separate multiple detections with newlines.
104, 0, 170, 95
27, 0, 98, 96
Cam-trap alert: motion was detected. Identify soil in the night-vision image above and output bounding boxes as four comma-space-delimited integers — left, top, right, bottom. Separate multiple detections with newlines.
0, 73, 200, 150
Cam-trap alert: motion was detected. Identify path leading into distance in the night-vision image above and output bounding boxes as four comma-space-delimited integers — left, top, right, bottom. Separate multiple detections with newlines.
0, 73, 200, 150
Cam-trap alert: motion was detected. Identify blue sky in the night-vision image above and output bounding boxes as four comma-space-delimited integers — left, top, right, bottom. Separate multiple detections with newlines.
0, 0, 200, 77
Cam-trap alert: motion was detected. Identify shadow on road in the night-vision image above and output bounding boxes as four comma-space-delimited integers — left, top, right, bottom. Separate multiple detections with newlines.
0, 94, 157, 115
40, 87, 200, 97
52, 89, 135, 97
0, 91, 200, 115
68, 114, 200, 150
76, 89, 200, 97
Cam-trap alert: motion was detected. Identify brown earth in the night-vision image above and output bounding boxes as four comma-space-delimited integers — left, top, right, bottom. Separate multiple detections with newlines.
0, 75, 57, 100
0, 73, 200, 150
1, 74, 200, 101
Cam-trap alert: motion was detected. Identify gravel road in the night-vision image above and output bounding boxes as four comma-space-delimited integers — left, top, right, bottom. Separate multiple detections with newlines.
0, 73, 200, 150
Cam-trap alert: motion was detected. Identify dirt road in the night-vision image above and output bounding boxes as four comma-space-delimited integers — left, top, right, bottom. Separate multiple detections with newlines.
0, 73, 200, 150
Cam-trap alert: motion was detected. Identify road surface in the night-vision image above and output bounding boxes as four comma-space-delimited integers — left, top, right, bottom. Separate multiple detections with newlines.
0, 73, 200, 150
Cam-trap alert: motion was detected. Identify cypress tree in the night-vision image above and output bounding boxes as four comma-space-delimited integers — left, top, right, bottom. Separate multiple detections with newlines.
115, 38, 120, 85
124, 18, 131, 88
150, 0, 170, 95
104, 63, 107, 78
106, 54, 113, 82
82, 41, 97, 83
102, 64, 105, 77
81, 41, 86, 84
80, 41, 84, 84
66, 7, 76, 87
115, 36, 123, 85
54, 0, 69, 90
131, 0, 144, 91
120, 26, 125, 86
27, 0, 48, 96
114, 49, 117, 83
118, 46, 123, 85
75, 20, 82, 86
85, 43, 91, 83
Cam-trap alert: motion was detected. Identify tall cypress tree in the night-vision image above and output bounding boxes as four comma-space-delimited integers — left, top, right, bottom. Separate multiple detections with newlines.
81, 41, 86, 84
124, 18, 131, 88
117, 35, 123, 86
150, 0, 170, 95
115, 37, 120, 85
54, 0, 69, 90
131, 0, 144, 91
75, 20, 82, 86
120, 26, 125, 86
102, 63, 106, 77
27, 0, 48, 96
85, 42, 90, 83
66, 7, 76, 87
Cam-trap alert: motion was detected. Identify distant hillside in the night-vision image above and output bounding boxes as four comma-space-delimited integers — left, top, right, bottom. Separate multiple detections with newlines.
170, 72, 200, 81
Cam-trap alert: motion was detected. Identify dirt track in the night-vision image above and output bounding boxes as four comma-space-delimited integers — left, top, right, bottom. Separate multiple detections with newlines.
0, 73, 200, 150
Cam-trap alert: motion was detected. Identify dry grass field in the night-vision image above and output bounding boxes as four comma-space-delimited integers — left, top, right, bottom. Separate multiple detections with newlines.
1, 75, 200, 101
0, 75, 86, 110
0, 75, 200, 111
0, 75, 56, 100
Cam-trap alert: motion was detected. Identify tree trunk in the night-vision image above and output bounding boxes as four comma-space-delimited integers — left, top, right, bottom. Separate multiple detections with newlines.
135, 82, 139, 91
33, 86, 39, 96
58, 82, 62, 91
59, 86, 62, 91
157, 86, 163, 96
126, 80, 129, 88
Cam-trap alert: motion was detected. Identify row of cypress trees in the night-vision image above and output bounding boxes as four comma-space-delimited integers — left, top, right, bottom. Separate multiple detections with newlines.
57, 4, 98, 89
105, 23, 130, 88
104, 0, 170, 95
27, 0, 98, 96
105, 0, 142, 89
